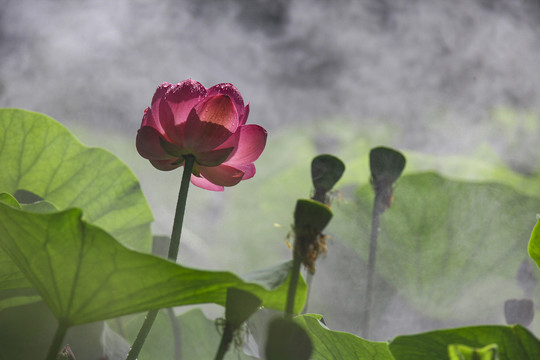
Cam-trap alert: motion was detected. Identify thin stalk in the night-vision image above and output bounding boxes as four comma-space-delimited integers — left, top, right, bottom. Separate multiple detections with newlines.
167, 308, 182, 360
126, 156, 195, 360
361, 193, 383, 339
285, 254, 302, 318
213, 324, 233, 360
126, 310, 159, 360
167, 155, 195, 261
46, 320, 69, 360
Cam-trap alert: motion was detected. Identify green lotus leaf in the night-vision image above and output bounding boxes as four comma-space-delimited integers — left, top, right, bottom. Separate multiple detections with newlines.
389, 325, 540, 360
295, 314, 394, 360
0, 294, 41, 313
0, 201, 306, 326
0, 193, 31, 292
121, 308, 257, 360
0, 108, 152, 251
448, 343, 499, 360
332, 172, 540, 321
0, 192, 59, 299
528, 219, 540, 269
0, 300, 106, 360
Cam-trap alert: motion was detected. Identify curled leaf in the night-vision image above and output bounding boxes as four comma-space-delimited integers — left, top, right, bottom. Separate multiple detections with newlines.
0, 201, 307, 326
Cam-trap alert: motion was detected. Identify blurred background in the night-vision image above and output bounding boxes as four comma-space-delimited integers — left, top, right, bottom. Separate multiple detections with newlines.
2, 0, 540, 344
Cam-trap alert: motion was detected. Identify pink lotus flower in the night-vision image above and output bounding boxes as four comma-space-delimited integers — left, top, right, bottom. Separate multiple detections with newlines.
136, 80, 267, 191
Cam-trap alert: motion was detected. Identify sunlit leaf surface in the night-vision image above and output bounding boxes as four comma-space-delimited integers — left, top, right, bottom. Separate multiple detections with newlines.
0, 193, 31, 292
0, 201, 306, 325
447, 343, 499, 360
0, 108, 153, 251
527, 219, 540, 270
295, 314, 394, 360
389, 325, 540, 360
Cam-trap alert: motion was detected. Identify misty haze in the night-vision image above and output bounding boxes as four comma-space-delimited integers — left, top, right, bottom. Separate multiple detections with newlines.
1, 0, 540, 359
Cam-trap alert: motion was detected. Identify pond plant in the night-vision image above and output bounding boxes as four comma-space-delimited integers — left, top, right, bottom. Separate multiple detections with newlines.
0, 79, 540, 359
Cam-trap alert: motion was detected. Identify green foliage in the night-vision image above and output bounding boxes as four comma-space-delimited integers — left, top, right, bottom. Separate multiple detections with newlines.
448, 343, 499, 360
3, 109, 540, 359
333, 172, 540, 321
0, 109, 308, 344
0, 198, 306, 325
0, 293, 41, 313
0, 108, 153, 251
528, 219, 540, 270
0, 300, 106, 360
295, 314, 395, 359
218, 122, 540, 277
121, 308, 257, 360
0, 193, 32, 293
389, 325, 540, 360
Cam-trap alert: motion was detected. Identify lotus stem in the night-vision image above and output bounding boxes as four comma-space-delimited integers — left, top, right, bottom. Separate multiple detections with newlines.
361, 192, 383, 339
126, 310, 159, 360
126, 156, 195, 360
45, 320, 69, 360
167, 155, 195, 261
285, 254, 303, 318
213, 323, 233, 360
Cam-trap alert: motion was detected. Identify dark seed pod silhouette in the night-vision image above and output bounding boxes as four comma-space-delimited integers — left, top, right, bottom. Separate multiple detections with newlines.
214, 288, 262, 359
369, 147, 406, 212
293, 199, 333, 273
369, 147, 406, 185
504, 298, 534, 327
225, 287, 262, 331
294, 199, 333, 234
311, 154, 345, 205
363, 146, 406, 338
265, 317, 312, 360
